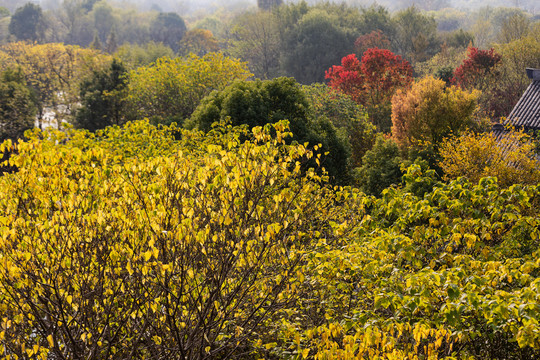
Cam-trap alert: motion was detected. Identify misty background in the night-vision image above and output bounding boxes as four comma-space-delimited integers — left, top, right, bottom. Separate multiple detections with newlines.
2, 0, 537, 16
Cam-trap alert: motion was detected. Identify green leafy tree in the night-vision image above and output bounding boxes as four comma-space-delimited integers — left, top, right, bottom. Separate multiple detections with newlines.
0, 67, 36, 142
75, 59, 127, 132
91, 0, 116, 44
358, 5, 396, 41
188, 77, 351, 183
89, 30, 102, 50
60, 0, 93, 46
8, 3, 46, 42
355, 135, 403, 196
282, 169, 540, 359
115, 41, 175, 69
302, 83, 375, 168
280, 8, 357, 84
392, 6, 439, 64
105, 27, 118, 54
149, 12, 186, 53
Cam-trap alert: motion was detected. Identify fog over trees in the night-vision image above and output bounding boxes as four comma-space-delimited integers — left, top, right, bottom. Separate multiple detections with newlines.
12, 0, 538, 15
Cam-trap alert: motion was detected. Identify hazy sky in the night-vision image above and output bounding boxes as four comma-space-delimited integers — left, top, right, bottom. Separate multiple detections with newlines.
33, 0, 537, 15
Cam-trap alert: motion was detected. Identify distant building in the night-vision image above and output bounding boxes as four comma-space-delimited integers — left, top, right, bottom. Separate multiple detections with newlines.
257, 0, 283, 10
494, 68, 540, 136
505, 68, 540, 131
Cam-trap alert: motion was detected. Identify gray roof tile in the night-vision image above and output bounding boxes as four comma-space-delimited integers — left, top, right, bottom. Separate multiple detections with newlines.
505, 80, 540, 130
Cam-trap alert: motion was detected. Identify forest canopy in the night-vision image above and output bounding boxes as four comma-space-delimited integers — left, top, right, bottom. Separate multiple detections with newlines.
0, 0, 540, 358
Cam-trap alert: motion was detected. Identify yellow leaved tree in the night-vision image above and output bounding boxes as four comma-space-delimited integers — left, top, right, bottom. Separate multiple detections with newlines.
0, 42, 112, 129
391, 76, 481, 155
438, 129, 540, 187
0, 120, 345, 359
125, 53, 252, 125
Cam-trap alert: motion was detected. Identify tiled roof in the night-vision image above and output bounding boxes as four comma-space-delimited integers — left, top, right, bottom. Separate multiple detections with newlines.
505, 80, 540, 130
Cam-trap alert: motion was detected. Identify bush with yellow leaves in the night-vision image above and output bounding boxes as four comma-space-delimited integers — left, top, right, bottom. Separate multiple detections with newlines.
438, 129, 540, 187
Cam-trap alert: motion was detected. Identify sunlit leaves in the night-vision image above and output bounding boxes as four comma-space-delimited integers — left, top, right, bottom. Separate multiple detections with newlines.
391, 76, 480, 154
0, 119, 344, 359
438, 129, 540, 188
125, 53, 252, 125
283, 170, 540, 359
0, 42, 112, 128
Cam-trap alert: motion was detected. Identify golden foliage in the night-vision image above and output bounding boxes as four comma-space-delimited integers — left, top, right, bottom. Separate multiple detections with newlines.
0, 120, 343, 358
125, 52, 252, 123
438, 129, 540, 187
0, 42, 112, 127
391, 76, 480, 153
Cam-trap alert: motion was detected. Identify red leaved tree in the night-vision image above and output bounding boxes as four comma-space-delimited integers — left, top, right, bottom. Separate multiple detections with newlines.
452, 47, 502, 90
325, 54, 364, 104
325, 48, 413, 132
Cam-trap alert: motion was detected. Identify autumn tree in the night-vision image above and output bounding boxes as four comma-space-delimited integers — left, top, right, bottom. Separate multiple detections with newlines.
0, 42, 112, 128
326, 49, 413, 132
0, 120, 345, 359
178, 29, 219, 57
438, 129, 540, 187
453, 46, 502, 90
125, 53, 252, 125
391, 76, 480, 155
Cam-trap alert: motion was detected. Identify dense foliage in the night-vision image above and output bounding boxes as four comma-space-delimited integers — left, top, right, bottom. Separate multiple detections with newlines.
453, 47, 502, 92
75, 59, 128, 132
125, 53, 251, 125
302, 83, 375, 168
391, 76, 480, 155
326, 50, 412, 132
0, 121, 342, 358
439, 129, 540, 187
0, 67, 36, 142
0, 2, 539, 358
188, 77, 351, 184
2, 122, 540, 359
0, 42, 111, 128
